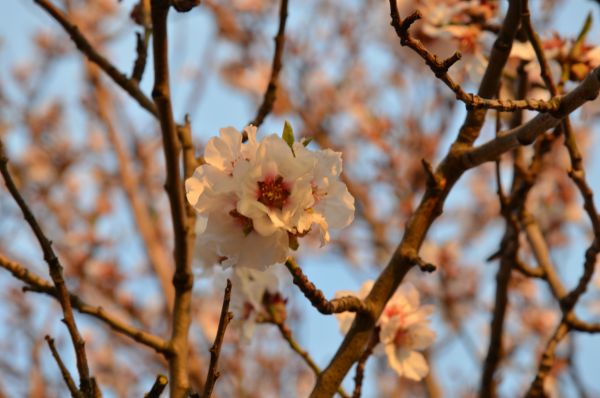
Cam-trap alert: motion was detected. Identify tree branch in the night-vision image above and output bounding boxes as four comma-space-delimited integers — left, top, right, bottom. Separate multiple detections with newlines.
46, 335, 82, 398
0, 139, 93, 396
464, 67, 600, 169
149, 1, 196, 396
0, 254, 171, 355
389, 9, 559, 114
145, 374, 168, 398
285, 258, 370, 315
249, 0, 289, 128
201, 279, 233, 398
34, 0, 158, 117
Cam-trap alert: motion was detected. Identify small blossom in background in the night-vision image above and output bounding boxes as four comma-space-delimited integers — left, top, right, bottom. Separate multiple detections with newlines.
186, 123, 355, 270
230, 266, 285, 340
335, 281, 436, 381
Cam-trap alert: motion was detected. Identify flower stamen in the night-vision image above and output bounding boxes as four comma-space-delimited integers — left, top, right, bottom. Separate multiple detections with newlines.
257, 175, 290, 209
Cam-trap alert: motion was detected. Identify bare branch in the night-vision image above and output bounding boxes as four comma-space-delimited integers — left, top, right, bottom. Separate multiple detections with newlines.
0, 139, 93, 396
34, 0, 158, 117
464, 67, 600, 169
249, 0, 289, 128
46, 335, 82, 398
525, 322, 570, 398
352, 332, 379, 398
149, 1, 196, 396
285, 258, 370, 315
145, 375, 168, 398
0, 254, 171, 355
202, 280, 233, 398
389, 8, 559, 113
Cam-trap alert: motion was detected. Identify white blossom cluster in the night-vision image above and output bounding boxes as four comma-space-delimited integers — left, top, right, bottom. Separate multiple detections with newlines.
336, 282, 436, 381
185, 124, 355, 270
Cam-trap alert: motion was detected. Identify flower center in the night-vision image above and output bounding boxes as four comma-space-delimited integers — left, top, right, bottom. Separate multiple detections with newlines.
393, 327, 412, 347
257, 175, 290, 209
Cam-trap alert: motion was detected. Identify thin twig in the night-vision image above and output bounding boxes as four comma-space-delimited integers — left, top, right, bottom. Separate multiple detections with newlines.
463, 67, 600, 169
46, 335, 82, 398
285, 258, 370, 315
202, 279, 233, 398
131, 31, 149, 83
0, 139, 93, 395
34, 0, 157, 116
525, 322, 570, 398
480, 58, 530, 398
249, 0, 289, 128
352, 332, 379, 398
389, 7, 561, 113
0, 254, 171, 355
144, 374, 168, 398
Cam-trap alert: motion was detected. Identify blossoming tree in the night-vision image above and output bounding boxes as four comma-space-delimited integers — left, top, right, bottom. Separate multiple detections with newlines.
1, 0, 600, 397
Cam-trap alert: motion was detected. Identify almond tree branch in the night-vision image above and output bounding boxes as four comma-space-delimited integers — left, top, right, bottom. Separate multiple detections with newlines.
202, 279, 233, 398
34, 0, 158, 117
352, 332, 379, 398
521, 0, 558, 94
389, 8, 557, 113
285, 258, 370, 315
480, 217, 518, 398
525, 322, 570, 398
560, 117, 600, 312
145, 375, 168, 398
463, 68, 600, 169
0, 254, 171, 355
149, 1, 196, 397
249, 0, 289, 128
455, 0, 522, 145
520, 212, 568, 299
481, 66, 531, 398
46, 335, 82, 398
517, 12, 600, 391
0, 139, 93, 396
310, 3, 555, 395
131, 31, 149, 84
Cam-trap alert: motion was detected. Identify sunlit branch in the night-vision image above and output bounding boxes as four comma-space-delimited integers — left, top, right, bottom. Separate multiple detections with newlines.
464, 67, 600, 169
149, 1, 196, 396
0, 139, 93, 396
45, 335, 82, 398
285, 258, 370, 315
86, 66, 176, 312
201, 279, 233, 398
352, 332, 378, 398
525, 322, 570, 398
389, 7, 561, 113
0, 254, 171, 355
34, 0, 158, 117
249, 0, 289, 129
145, 375, 168, 398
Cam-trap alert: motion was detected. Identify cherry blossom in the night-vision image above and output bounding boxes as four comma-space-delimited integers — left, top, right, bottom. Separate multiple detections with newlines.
335, 281, 436, 381
185, 124, 355, 270
230, 266, 281, 340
